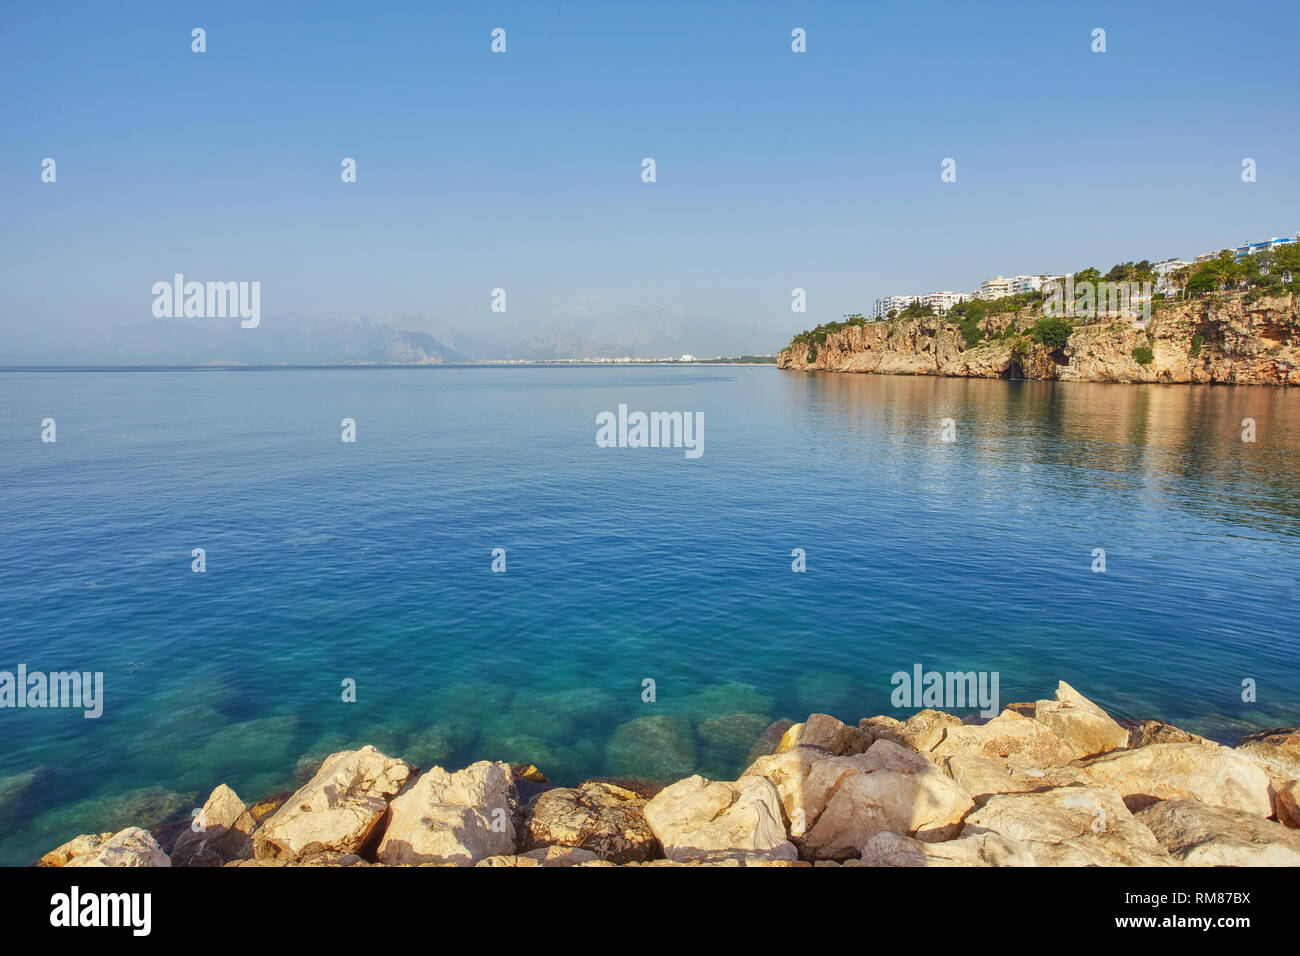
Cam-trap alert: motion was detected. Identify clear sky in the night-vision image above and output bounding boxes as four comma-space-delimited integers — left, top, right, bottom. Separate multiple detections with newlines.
3, 0, 1298, 358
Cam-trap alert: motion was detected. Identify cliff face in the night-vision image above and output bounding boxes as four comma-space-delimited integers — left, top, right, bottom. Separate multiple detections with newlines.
777, 293, 1300, 385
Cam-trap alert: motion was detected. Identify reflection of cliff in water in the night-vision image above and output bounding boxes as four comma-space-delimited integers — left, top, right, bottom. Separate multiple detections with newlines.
779, 373, 1300, 536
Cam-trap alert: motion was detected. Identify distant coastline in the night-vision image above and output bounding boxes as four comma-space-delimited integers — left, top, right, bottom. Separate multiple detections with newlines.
0, 357, 779, 373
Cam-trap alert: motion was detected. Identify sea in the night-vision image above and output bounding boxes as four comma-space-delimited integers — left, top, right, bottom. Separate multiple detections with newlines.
0, 365, 1296, 864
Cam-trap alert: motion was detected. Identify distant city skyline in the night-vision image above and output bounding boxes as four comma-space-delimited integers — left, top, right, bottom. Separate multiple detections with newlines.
3, 0, 1299, 361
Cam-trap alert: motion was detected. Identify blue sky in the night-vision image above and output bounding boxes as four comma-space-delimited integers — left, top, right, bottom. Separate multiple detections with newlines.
3, 0, 1298, 358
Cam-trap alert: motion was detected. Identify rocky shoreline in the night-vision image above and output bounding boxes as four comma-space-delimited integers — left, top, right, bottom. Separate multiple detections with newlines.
34, 682, 1300, 867
777, 293, 1299, 385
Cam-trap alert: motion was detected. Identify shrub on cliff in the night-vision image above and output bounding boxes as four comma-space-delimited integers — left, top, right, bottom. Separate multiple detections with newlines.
1029, 316, 1073, 349
1132, 345, 1155, 365
957, 315, 984, 348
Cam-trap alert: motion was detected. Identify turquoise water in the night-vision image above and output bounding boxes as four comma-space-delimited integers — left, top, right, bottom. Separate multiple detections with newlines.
1, 366, 1297, 864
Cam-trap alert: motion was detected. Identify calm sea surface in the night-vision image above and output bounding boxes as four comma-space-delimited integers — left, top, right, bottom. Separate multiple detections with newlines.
0, 366, 1297, 864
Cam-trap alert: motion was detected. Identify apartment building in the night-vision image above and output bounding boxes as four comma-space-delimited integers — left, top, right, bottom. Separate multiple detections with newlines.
921, 291, 972, 313
872, 294, 921, 319
978, 276, 1014, 299
1234, 234, 1299, 259
1151, 258, 1191, 295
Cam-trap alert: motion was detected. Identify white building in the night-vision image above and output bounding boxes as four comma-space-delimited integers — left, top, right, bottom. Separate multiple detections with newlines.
1234, 234, 1299, 259
1008, 274, 1053, 294
921, 291, 972, 313
1151, 258, 1191, 295
977, 276, 1010, 300
872, 294, 921, 319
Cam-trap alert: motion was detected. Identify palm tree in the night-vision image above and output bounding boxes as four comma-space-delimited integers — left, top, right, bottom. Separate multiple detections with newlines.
1171, 267, 1191, 299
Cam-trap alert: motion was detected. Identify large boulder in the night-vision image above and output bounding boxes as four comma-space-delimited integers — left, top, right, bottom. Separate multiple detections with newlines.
1032, 682, 1128, 759
1135, 799, 1300, 866
1277, 780, 1300, 829
1082, 742, 1272, 815
777, 714, 870, 755
1124, 719, 1205, 749
800, 741, 975, 859
254, 746, 412, 860
477, 846, 607, 867
377, 760, 517, 866
861, 710, 963, 754
524, 780, 658, 863
929, 709, 1076, 766
856, 830, 1034, 867
227, 851, 368, 867
644, 774, 796, 863
744, 740, 975, 859
963, 785, 1173, 866
1235, 728, 1300, 789
65, 827, 170, 867
941, 753, 1090, 806
741, 746, 824, 831
170, 784, 255, 867
38, 832, 113, 867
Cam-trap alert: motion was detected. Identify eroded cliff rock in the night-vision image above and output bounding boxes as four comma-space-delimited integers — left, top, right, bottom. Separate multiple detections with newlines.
777, 293, 1298, 385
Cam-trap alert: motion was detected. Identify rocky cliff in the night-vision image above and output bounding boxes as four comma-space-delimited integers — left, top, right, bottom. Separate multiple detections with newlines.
777, 293, 1300, 386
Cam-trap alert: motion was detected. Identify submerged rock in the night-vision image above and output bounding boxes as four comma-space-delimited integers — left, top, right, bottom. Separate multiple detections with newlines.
604, 715, 697, 781
746, 719, 795, 764
405, 719, 476, 769
430, 682, 512, 725
697, 712, 772, 777
192, 714, 300, 778
0, 769, 39, 827
681, 682, 774, 723
33, 785, 196, 841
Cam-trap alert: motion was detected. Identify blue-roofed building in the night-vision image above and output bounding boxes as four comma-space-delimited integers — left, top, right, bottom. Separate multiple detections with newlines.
1234, 234, 1299, 259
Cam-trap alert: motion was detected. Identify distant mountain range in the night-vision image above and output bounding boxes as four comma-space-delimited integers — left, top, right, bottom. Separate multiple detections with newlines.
17, 310, 768, 365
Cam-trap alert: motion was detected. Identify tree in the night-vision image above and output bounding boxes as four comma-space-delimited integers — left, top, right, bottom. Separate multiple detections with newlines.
1030, 316, 1073, 348
1186, 271, 1217, 297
